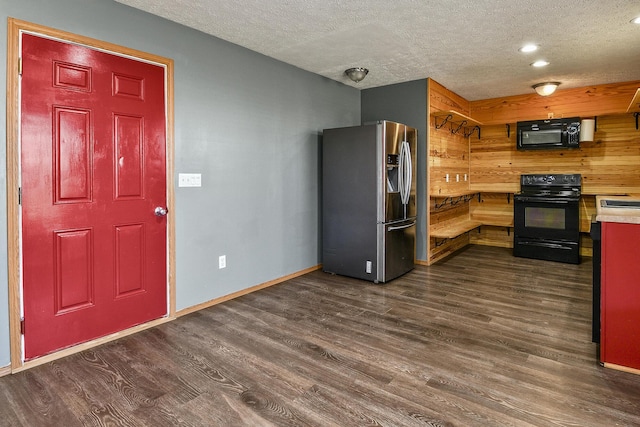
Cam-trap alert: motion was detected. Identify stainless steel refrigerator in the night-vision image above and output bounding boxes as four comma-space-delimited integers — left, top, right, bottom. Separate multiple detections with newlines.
322, 120, 417, 283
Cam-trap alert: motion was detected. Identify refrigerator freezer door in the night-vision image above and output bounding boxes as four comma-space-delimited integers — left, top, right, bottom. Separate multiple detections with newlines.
377, 219, 416, 282
380, 121, 401, 223
404, 125, 417, 220
323, 124, 378, 282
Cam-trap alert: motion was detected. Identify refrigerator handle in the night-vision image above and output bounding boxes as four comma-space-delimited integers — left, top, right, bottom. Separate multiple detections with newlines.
388, 220, 416, 231
399, 140, 411, 206
398, 142, 405, 201
405, 141, 412, 201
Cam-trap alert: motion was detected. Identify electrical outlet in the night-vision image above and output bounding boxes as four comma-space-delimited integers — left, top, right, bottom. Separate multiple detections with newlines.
547, 112, 554, 119
366, 260, 372, 274
445, 173, 450, 183
218, 255, 226, 269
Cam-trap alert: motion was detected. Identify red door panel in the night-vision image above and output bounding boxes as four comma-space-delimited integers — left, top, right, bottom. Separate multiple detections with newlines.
55, 228, 94, 314
601, 222, 640, 370
21, 34, 168, 359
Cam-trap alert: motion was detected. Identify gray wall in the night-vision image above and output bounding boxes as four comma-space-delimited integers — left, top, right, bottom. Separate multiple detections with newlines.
361, 80, 428, 261
0, 0, 360, 367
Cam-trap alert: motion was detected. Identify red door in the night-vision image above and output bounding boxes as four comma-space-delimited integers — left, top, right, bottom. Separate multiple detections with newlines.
21, 34, 168, 359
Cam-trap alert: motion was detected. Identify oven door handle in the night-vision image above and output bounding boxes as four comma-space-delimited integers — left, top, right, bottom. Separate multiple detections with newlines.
514, 196, 578, 203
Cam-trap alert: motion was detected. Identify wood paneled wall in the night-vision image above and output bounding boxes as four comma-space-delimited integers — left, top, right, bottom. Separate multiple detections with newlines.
427, 78, 473, 264
427, 79, 640, 264
469, 114, 640, 195
428, 79, 471, 196
469, 80, 640, 125
465, 80, 640, 253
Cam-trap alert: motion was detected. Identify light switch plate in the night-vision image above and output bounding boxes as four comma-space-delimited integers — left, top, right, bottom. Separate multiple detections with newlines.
178, 173, 201, 187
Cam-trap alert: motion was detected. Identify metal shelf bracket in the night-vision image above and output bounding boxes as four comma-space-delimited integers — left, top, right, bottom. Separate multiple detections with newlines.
464, 125, 481, 139
434, 194, 476, 209
435, 238, 449, 247
434, 196, 452, 209
435, 114, 453, 130
451, 120, 468, 135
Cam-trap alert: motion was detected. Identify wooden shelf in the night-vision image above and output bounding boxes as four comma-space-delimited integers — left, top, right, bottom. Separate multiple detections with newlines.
430, 220, 482, 239
432, 109, 483, 127
431, 216, 512, 240
627, 88, 640, 113
469, 185, 519, 194
470, 215, 513, 228
432, 109, 483, 138
431, 190, 477, 198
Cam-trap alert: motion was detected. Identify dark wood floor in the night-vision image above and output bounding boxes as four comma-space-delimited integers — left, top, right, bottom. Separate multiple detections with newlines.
1, 245, 640, 426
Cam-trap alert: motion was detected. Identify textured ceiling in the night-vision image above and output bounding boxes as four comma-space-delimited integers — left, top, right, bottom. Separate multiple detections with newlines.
115, 0, 640, 100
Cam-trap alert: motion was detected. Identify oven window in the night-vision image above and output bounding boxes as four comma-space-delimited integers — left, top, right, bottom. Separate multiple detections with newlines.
524, 207, 565, 229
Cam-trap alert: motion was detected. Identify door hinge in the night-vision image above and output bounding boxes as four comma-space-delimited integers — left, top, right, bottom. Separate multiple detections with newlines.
20, 318, 25, 335
18, 187, 21, 205
18, 57, 22, 76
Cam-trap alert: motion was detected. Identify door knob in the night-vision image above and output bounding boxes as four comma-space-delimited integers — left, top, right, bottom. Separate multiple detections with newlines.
155, 206, 168, 216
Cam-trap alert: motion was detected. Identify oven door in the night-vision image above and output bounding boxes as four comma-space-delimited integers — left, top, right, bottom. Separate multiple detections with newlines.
514, 195, 580, 241
514, 195, 581, 263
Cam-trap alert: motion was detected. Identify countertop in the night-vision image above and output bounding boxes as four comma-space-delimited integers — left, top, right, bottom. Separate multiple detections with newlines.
596, 195, 640, 224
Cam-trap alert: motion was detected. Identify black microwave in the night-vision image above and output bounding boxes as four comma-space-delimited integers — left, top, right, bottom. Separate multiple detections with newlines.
516, 117, 580, 150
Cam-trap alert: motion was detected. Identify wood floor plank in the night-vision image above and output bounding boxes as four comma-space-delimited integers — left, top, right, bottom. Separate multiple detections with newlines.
1, 245, 639, 426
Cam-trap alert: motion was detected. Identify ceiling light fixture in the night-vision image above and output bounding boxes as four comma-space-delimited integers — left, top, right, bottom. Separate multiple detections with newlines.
531, 60, 550, 68
631, 16, 640, 24
345, 67, 369, 83
519, 44, 538, 53
532, 82, 561, 96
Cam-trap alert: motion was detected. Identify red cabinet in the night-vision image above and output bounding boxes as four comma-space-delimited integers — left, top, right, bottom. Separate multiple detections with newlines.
601, 222, 640, 371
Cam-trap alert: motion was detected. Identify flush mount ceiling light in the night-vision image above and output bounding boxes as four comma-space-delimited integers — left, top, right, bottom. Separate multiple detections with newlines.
345, 67, 369, 83
532, 82, 561, 96
519, 43, 539, 53
531, 60, 550, 68
631, 16, 640, 24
